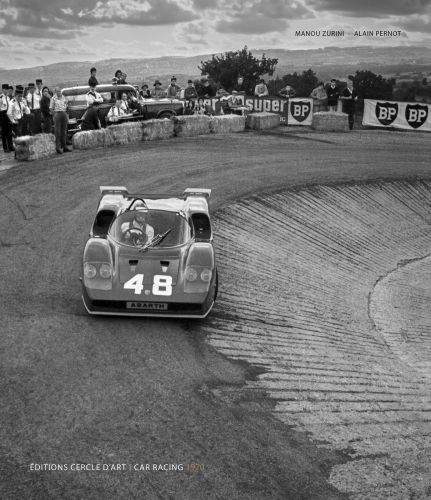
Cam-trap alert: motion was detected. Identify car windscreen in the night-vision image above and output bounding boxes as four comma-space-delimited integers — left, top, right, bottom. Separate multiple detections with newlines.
109, 209, 192, 248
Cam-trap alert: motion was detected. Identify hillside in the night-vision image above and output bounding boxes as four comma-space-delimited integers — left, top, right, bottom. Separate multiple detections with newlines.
1, 46, 430, 88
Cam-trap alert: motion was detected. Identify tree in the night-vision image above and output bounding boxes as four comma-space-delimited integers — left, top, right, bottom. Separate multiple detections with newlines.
351, 70, 395, 100
198, 46, 278, 94
268, 69, 319, 97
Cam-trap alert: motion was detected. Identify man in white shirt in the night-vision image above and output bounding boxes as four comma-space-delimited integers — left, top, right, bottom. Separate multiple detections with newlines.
86, 83, 103, 106
107, 98, 126, 123
1, 83, 14, 152
7, 86, 30, 137
254, 79, 269, 97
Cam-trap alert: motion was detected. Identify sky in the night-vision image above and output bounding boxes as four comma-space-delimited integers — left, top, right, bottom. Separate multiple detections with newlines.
0, 0, 430, 69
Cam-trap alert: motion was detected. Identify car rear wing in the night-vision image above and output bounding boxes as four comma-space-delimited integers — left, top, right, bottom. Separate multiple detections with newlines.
99, 186, 129, 195
183, 188, 211, 200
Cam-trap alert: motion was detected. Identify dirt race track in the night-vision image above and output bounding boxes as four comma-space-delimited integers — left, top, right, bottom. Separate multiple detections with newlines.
1, 128, 431, 500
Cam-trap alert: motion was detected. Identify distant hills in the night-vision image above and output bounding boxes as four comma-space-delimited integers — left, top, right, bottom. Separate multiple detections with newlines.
1, 46, 430, 88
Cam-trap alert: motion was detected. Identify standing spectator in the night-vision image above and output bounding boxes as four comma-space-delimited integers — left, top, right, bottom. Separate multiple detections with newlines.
166, 76, 180, 98
140, 84, 151, 100
184, 80, 198, 100
113, 69, 127, 84
1, 83, 14, 152
88, 67, 98, 87
40, 86, 53, 133
49, 87, 69, 154
232, 75, 246, 94
254, 78, 269, 97
326, 79, 340, 112
200, 78, 216, 98
26, 82, 42, 134
151, 80, 166, 98
310, 82, 328, 112
340, 79, 358, 130
7, 86, 30, 138
86, 82, 103, 106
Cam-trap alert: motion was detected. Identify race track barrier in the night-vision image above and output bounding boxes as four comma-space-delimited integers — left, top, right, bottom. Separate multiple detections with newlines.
173, 115, 212, 137
106, 122, 144, 145
142, 118, 175, 141
312, 111, 349, 132
14, 133, 56, 161
363, 99, 431, 132
246, 112, 280, 130
210, 115, 246, 134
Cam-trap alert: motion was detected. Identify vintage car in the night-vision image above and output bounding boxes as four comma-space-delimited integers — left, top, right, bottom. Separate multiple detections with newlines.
62, 83, 184, 132
81, 186, 218, 318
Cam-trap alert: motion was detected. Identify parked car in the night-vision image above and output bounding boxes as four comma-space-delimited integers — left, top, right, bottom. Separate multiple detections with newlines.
81, 186, 218, 318
62, 84, 184, 133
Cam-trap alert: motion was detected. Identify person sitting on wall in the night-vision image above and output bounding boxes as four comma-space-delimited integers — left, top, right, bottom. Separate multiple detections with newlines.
310, 82, 328, 112
232, 75, 246, 94
107, 98, 127, 123
151, 80, 166, 98
184, 100, 195, 115
227, 91, 248, 115
254, 78, 269, 97
199, 77, 216, 98
184, 80, 198, 100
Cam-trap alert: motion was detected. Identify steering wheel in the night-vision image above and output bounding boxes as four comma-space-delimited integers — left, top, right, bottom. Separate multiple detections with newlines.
123, 227, 147, 246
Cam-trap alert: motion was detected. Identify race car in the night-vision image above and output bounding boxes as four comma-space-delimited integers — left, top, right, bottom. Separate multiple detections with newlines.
81, 186, 217, 318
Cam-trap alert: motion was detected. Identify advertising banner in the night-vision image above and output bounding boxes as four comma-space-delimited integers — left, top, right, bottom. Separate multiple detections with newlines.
286, 98, 314, 126
363, 99, 431, 132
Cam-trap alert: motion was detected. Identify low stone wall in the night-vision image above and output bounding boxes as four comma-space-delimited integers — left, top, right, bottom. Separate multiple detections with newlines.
14, 133, 56, 161
173, 115, 211, 137
312, 111, 349, 132
142, 119, 175, 141
246, 112, 280, 130
210, 115, 246, 134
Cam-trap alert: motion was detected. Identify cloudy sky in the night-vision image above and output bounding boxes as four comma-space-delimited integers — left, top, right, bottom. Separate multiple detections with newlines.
0, 0, 430, 68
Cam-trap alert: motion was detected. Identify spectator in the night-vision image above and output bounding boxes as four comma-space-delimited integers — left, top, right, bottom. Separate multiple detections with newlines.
7, 85, 30, 138
26, 83, 42, 135
184, 100, 195, 115
0, 83, 14, 152
254, 78, 269, 97
140, 84, 151, 100
340, 79, 358, 130
88, 67, 98, 87
166, 76, 181, 98
310, 82, 328, 112
49, 87, 69, 154
232, 75, 246, 94
151, 80, 166, 98
326, 79, 340, 112
113, 69, 127, 85
227, 91, 248, 115
107, 98, 127, 123
120, 92, 131, 113
86, 82, 103, 106
184, 80, 198, 100
80, 105, 101, 131
278, 85, 296, 98
200, 78, 216, 98
216, 88, 229, 98
40, 86, 53, 133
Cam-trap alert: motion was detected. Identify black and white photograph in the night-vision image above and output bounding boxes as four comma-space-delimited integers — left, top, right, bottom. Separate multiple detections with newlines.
1, 1, 431, 498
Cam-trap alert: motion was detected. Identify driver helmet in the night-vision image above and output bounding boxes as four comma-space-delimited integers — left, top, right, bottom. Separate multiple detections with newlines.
133, 205, 147, 225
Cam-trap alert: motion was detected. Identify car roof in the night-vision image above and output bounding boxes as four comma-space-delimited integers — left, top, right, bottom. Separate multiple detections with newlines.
62, 84, 137, 95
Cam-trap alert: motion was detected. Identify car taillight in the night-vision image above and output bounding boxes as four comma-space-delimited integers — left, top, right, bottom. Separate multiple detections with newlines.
84, 263, 97, 279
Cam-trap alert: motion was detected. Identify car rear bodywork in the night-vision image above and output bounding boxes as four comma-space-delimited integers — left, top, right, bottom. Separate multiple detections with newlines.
81, 187, 217, 318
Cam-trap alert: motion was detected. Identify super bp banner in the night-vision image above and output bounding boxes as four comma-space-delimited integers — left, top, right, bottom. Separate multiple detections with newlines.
242, 97, 313, 125
363, 99, 431, 132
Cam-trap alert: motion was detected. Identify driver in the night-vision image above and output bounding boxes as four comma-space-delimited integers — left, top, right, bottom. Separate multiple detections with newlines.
121, 209, 154, 244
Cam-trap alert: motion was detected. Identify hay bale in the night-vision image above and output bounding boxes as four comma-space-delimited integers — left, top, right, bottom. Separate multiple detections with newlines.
14, 133, 56, 161
142, 119, 175, 141
246, 112, 280, 130
173, 115, 211, 137
107, 122, 144, 145
210, 115, 246, 134
72, 129, 108, 149
312, 111, 349, 132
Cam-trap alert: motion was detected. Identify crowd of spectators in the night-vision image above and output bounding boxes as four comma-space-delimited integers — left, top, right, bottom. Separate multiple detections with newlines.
1, 67, 363, 155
